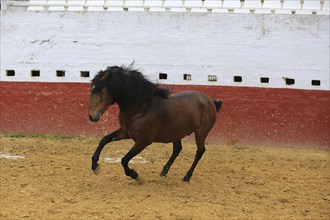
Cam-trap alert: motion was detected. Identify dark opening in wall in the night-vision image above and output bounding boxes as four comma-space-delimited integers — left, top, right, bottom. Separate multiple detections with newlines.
6, 70, 15, 76
311, 80, 321, 86
80, 71, 90, 78
234, 76, 242, 82
284, 78, 295, 85
183, 74, 192, 81
260, 77, 269, 83
56, 70, 65, 77
208, 75, 217, 82
31, 70, 40, 77
159, 73, 167, 80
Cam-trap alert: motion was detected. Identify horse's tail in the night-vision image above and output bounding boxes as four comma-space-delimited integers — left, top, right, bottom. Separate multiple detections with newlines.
213, 100, 222, 112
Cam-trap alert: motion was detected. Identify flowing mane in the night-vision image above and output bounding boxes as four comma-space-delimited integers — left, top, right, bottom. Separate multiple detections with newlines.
92, 65, 170, 113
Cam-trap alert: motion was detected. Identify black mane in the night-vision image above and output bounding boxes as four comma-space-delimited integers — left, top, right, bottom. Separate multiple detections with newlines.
92, 65, 170, 113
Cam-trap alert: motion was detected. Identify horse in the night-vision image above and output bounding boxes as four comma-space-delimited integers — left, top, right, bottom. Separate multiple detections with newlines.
88, 65, 222, 182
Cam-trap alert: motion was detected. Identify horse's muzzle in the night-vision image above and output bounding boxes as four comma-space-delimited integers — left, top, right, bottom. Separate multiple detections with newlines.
89, 114, 100, 122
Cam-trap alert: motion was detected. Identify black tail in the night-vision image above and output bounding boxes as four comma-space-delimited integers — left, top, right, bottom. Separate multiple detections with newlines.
213, 100, 222, 112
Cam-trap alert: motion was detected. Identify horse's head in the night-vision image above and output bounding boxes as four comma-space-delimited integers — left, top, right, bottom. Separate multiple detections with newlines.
88, 70, 114, 122
88, 65, 170, 122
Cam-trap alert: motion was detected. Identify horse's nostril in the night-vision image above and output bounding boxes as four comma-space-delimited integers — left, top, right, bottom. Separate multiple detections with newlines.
89, 115, 93, 121
89, 114, 100, 122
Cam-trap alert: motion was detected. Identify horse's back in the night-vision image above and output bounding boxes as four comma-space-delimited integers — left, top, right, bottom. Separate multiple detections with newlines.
170, 90, 216, 114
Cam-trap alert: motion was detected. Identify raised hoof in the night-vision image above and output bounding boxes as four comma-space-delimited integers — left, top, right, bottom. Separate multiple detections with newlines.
93, 165, 101, 175
136, 176, 145, 185
182, 176, 190, 182
159, 171, 167, 177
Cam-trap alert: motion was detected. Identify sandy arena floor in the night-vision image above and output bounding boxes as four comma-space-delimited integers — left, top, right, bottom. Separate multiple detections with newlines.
0, 135, 329, 219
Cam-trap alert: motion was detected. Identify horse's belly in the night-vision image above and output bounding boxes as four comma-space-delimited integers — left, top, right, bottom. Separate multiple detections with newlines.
154, 133, 191, 143
154, 125, 195, 143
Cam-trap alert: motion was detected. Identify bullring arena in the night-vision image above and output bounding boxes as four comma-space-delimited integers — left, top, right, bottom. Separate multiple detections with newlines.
0, 0, 329, 219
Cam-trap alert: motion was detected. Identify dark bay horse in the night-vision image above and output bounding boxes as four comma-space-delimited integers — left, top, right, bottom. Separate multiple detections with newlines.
88, 65, 222, 182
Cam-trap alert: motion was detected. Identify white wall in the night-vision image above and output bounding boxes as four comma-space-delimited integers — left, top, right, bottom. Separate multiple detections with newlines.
1, 10, 329, 90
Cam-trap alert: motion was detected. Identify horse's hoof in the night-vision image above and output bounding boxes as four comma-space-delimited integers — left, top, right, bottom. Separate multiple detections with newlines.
93, 165, 101, 175
136, 176, 145, 185
182, 176, 190, 182
159, 171, 167, 177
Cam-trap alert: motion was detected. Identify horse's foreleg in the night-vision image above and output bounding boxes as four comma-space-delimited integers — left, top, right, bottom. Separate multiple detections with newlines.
160, 140, 182, 177
91, 129, 128, 174
121, 143, 149, 182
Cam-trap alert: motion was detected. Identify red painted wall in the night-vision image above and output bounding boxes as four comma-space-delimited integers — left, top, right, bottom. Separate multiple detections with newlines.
0, 82, 329, 149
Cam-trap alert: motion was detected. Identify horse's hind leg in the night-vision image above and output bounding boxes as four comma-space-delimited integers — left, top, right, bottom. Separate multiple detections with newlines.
160, 140, 182, 177
182, 133, 207, 182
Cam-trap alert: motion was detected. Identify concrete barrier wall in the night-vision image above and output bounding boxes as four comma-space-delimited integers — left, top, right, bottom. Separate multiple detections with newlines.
1, 11, 329, 90
1, 9, 329, 149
